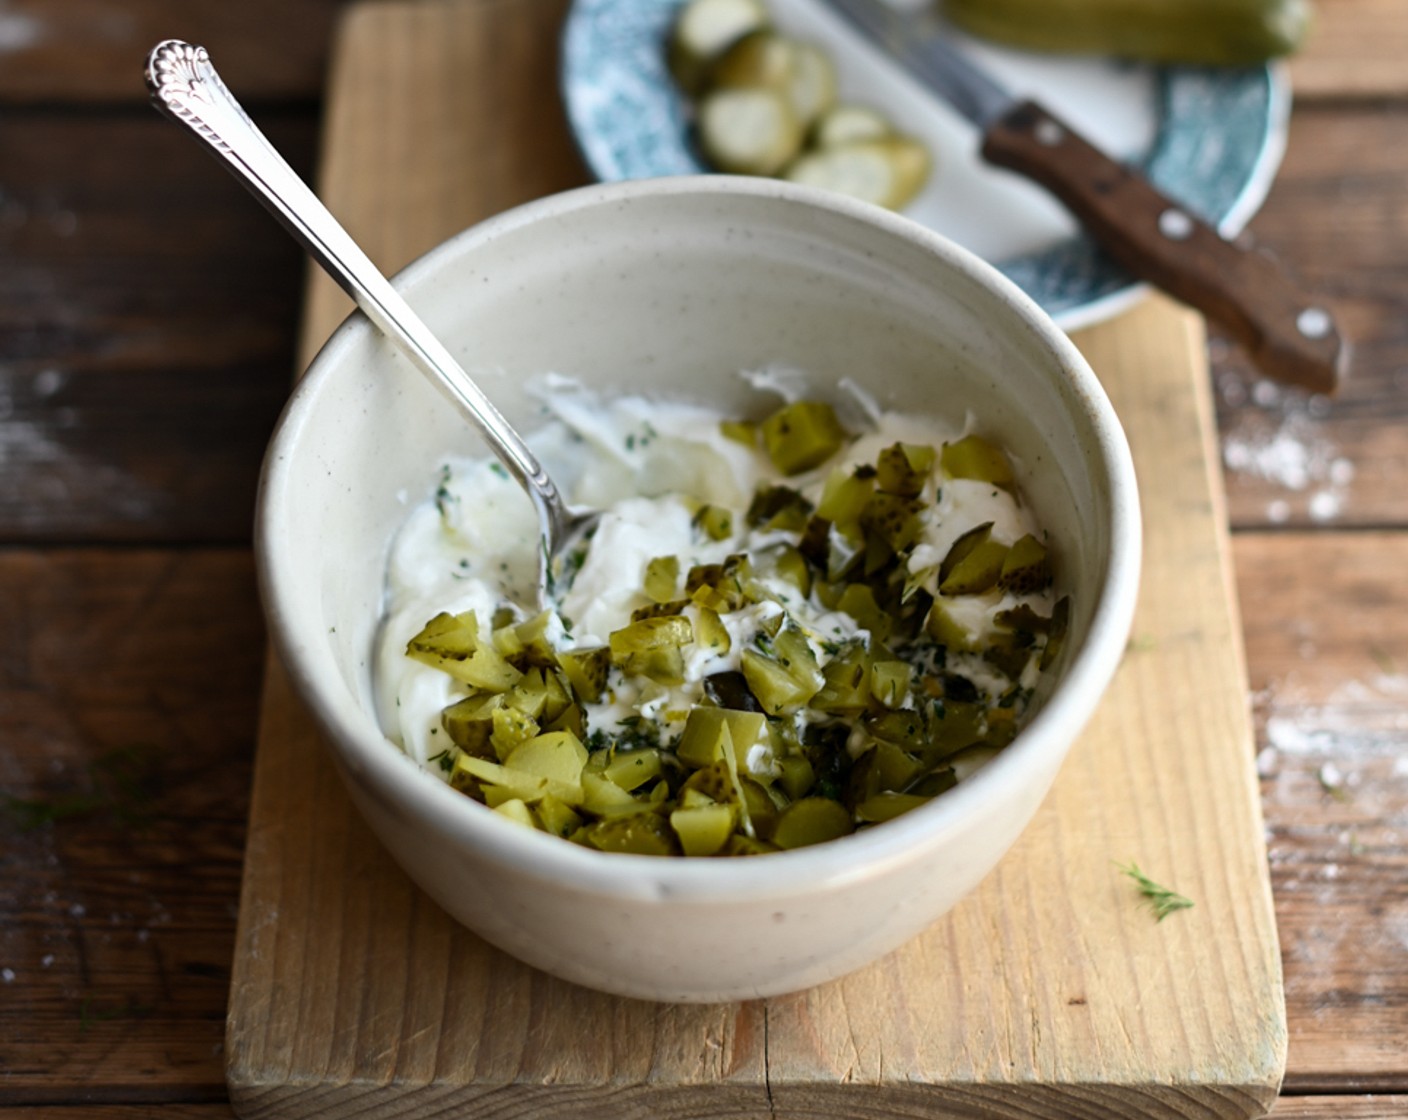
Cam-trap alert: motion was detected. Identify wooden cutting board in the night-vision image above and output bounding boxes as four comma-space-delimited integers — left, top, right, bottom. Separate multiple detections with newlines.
225, 1, 1286, 1115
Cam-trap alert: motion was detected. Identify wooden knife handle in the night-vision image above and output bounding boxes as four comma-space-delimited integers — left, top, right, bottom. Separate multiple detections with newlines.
982, 100, 1346, 394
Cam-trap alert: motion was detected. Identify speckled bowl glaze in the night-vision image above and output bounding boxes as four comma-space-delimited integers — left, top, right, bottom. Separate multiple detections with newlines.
257, 176, 1140, 1003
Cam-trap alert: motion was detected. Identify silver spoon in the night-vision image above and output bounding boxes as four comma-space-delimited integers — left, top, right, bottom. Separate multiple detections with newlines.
145, 39, 595, 596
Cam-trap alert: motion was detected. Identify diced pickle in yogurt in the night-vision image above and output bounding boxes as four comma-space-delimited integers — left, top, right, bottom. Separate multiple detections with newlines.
376, 384, 1069, 856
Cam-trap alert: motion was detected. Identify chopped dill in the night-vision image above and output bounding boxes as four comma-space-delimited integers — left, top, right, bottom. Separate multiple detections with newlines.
1118, 861, 1194, 922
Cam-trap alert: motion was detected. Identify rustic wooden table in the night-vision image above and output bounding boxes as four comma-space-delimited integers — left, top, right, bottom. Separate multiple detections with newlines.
1, 2, 1404, 1117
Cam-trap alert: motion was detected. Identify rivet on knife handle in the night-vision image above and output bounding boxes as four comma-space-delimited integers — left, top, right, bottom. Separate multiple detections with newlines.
982, 100, 1347, 394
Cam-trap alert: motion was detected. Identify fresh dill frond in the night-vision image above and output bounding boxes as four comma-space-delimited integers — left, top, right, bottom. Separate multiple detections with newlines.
1118, 861, 1194, 922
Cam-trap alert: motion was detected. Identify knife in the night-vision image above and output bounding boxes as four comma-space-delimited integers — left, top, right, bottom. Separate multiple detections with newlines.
821, 0, 1346, 393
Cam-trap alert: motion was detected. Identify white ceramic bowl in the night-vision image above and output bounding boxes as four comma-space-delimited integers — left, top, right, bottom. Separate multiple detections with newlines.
257, 176, 1140, 1003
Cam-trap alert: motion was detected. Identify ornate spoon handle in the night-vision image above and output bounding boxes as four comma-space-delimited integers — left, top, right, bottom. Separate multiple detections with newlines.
145, 40, 581, 559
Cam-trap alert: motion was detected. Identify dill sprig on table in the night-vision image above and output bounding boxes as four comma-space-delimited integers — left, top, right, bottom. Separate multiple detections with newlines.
1118, 861, 1194, 922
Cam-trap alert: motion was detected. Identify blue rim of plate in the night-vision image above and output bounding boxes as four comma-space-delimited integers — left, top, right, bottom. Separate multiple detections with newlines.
560, 0, 1289, 331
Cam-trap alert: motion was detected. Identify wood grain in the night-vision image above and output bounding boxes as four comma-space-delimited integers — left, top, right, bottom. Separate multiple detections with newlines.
0, 0, 341, 104
0, 112, 316, 543
1270, 1101, 1408, 1120
1290, 0, 1408, 99
1235, 533, 1408, 1092
226, 1, 1283, 1116
1213, 103, 1408, 532
0, 550, 263, 1103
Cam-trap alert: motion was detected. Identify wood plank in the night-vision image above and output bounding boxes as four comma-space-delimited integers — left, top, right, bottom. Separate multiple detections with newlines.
227, 2, 1283, 1116
1270, 1100, 1408, 1120
0, 549, 263, 1104
1213, 103, 1408, 532
1290, 0, 1408, 100
0, 1, 340, 104
1234, 532, 1408, 1092
0, 111, 316, 544
0, 1110, 235, 1119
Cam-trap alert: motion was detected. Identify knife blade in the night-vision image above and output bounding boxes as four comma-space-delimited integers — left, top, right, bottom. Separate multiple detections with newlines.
822, 0, 1346, 393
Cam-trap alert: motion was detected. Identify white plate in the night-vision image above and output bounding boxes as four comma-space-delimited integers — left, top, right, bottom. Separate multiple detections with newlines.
561, 0, 1289, 330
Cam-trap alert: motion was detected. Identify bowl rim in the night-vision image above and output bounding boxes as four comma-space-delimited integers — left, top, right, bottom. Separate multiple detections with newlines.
257, 174, 1142, 906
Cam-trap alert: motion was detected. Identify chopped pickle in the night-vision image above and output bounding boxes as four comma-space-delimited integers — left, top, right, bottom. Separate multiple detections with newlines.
406, 611, 523, 691
812, 641, 871, 712
854, 791, 929, 823
738, 777, 780, 839
454, 754, 580, 805
505, 669, 550, 720
609, 615, 694, 685
998, 533, 1052, 594
644, 555, 681, 602
492, 798, 538, 829
755, 543, 811, 598
834, 582, 893, 644
869, 659, 910, 708
772, 797, 854, 849
441, 693, 503, 756
597, 747, 663, 791
924, 597, 982, 652
937, 522, 992, 585
558, 646, 610, 703
504, 730, 588, 785
537, 794, 583, 838
671, 803, 738, 856
941, 434, 1016, 490
1040, 595, 1071, 671
581, 812, 681, 856
686, 554, 753, 611
396, 396, 1066, 857
875, 442, 935, 498
513, 611, 558, 667
694, 503, 735, 541
741, 627, 823, 715
746, 485, 813, 532
720, 417, 758, 446
676, 707, 736, 768
860, 492, 925, 551
816, 466, 874, 529
761, 400, 847, 475
695, 606, 732, 656
632, 598, 689, 622
939, 538, 1009, 596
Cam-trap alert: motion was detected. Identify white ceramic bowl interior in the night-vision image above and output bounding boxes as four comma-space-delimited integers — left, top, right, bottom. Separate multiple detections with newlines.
257, 176, 1140, 1003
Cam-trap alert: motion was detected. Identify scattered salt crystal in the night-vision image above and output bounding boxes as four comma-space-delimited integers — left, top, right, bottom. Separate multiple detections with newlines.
33, 368, 65, 397
1394, 757, 1408, 778
69, 903, 85, 918
1319, 762, 1344, 788
1309, 490, 1342, 522
1218, 372, 1248, 408
1329, 458, 1355, 486
1323, 863, 1341, 880
1256, 746, 1278, 776
137, 929, 150, 943
41, 954, 54, 968
1, 968, 13, 983
1252, 380, 1281, 408
1266, 499, 1290, 523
